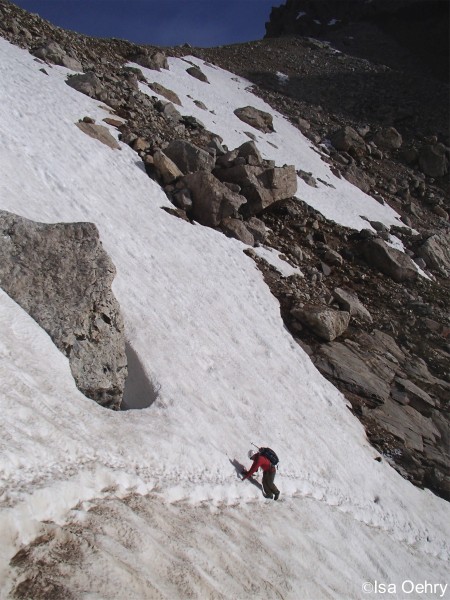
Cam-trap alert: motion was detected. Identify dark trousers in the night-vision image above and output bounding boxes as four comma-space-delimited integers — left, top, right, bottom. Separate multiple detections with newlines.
262, 467, 279, 498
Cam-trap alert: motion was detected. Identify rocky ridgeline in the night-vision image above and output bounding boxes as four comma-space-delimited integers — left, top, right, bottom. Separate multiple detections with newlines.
0, 0, 449, 499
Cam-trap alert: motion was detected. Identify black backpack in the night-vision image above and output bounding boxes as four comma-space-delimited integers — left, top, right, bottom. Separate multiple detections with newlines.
259, 447, 279, 466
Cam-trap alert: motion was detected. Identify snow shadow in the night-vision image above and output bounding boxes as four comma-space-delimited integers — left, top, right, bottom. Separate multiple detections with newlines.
121, 342, 159, 410
230, 458, 263, 492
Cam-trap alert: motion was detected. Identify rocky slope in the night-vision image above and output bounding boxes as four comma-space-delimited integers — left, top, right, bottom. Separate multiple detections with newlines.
265, 0, 449, 81
0, 0, 448, 500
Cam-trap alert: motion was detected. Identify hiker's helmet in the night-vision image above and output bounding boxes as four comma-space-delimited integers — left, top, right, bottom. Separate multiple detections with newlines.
248, 449, 257, 460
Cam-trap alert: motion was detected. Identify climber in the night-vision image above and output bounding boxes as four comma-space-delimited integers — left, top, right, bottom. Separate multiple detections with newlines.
242, 448, 280, 500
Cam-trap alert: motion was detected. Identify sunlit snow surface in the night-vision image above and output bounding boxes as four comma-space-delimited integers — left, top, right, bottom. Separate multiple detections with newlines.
0, 39, 449, 598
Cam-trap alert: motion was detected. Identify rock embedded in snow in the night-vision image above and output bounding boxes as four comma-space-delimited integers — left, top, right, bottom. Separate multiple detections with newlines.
0, 210, 127, 409
234, 106, 275, 133
290, 305, 350, 341
148, 82, 182, 106
75, 121, 121, 150
186, 65, 209, 83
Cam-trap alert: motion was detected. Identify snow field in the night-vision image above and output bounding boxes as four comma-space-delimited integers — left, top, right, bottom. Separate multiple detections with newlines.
0, 38, 449, 598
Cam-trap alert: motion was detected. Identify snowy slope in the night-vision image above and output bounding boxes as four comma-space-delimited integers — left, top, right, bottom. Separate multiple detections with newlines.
0, 38, 449, 599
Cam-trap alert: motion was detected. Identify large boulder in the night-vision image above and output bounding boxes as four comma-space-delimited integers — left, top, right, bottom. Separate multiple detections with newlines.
164, 140, 215, 174
419, 143, 448, 177
245, 217, 267, 244
148, 82, 181, 106
75, 121, 120, 150
66, 72, 105, 98
221, 218, 255, 245
153, 150, 183, 184
329, 126, 366, 157
333, 287, 372, 323
181, 171, 247, 227
0, 211, 127, 409
373, 127, 403, 150
236, 141, 262, 164
234, 106, 274, 133
186, 66, 209, 83
214, 163, 297, 215
416, 232, 450, 276
360, 237, 418, 282
290, 305, 350, 341
33, 41, 82, 71
130, 50, 168, 71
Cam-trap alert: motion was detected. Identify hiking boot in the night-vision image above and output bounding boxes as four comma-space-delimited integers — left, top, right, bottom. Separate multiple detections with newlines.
264, 493, 274, 499
273, 492, 280, 501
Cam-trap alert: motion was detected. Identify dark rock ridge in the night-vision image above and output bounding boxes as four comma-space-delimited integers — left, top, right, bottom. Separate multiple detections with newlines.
249, 198, 450, 500
0, 211, 127, 409
0, 0, 449, 498
265, 0, 449, 81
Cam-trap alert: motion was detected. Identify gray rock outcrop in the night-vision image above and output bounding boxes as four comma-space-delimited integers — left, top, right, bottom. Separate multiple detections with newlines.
0, 211, 127, 409
290, 305, 350, 341
66, 72, 105, 98
33, 40, 82, 71
221, 218, 255, 245
373, 127, 403, 150
130, 50, 168, 71
214, 162, 297, 215
333, 287, 373, 322
314, 339, 395, 403
416, 232, 450, 276
153, 150, 183, 184
164, 140, 215, 174
330, 126, 366, 157
361, 237, 418, 282
419, 143, 448, 177
181, 171, 247, 227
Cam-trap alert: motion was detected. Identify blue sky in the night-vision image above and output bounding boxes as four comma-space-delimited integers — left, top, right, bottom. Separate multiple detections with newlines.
13, 0, 280, 47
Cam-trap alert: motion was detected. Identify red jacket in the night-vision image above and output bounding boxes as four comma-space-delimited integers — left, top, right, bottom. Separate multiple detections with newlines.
243, 454, 273, 480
